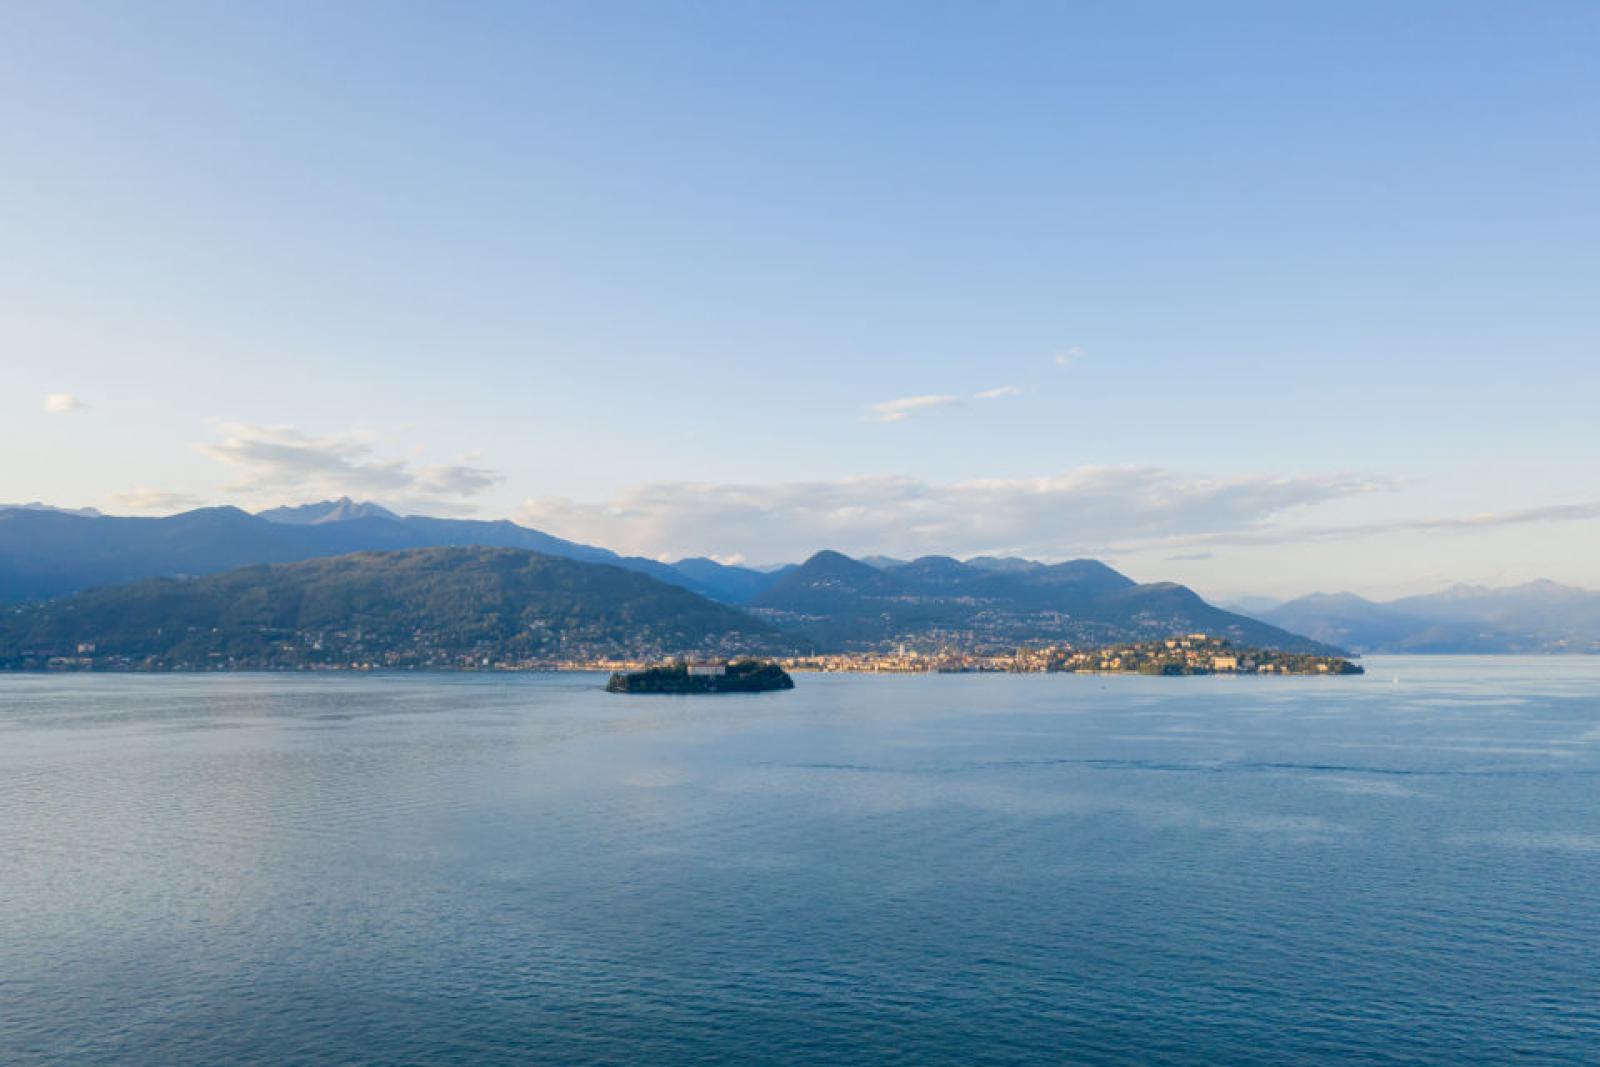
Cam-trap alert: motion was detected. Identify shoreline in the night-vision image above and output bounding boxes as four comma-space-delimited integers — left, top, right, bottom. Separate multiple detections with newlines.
1, 664, 1369, 677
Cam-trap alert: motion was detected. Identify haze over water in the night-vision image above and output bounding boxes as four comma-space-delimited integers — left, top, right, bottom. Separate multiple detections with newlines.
4, 659, 1599, 1064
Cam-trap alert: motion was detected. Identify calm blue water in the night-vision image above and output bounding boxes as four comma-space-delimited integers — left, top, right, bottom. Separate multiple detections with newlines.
3, 658, 1599, 1065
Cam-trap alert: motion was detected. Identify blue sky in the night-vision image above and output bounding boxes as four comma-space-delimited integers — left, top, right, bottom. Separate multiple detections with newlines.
3, 2, 1597, 597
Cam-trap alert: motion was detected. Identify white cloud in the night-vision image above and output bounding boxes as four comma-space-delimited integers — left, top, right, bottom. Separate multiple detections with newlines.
1054, 346, 1086, 367
864, 394, 961, 423
111, 489, 205, 514
516, 466, 1387, 562
867, 388, 1022, 421
196, 423, 503, 511
44, 393, 85, 414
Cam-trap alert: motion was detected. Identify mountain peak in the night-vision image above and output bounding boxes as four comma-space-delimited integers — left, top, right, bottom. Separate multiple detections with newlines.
754, 550, 881, 605
257, 498, 401, 525
798, 549, 872, 573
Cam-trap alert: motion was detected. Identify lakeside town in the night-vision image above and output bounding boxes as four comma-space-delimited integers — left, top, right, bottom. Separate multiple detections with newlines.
775, 634, 1363, 675
15, 632, 1360, 675
573, 635, 1359, 677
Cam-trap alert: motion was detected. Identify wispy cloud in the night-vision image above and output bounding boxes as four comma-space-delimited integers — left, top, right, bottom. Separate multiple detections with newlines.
111, 489, 205, 514
196, 423, 503, 512
1054, 346, 1086, 367
1157, 499, 1600, 550
43, 393, 85, 414
516, 466, 1385, 562
864, 395, 960, 423
867, 385, 1021, 422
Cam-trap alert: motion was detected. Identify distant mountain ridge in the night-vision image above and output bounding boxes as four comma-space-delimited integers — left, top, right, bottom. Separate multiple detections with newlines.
0, 502, 781, 605
1260, 581, 1600, 653
0, 501, 103, 518
257, 497, 400, 524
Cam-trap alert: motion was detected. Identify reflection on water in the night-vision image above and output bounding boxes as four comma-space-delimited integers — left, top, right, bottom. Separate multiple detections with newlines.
3, 657, 1599, 1064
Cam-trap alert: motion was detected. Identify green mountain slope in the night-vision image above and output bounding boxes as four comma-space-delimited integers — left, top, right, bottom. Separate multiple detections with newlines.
0, 547, 798, 670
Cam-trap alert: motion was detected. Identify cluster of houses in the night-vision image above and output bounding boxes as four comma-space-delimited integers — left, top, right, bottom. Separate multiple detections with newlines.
771, 634, 1354, 675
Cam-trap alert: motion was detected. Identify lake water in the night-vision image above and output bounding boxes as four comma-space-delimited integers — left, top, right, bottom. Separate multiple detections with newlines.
3, 658, 1599, 1065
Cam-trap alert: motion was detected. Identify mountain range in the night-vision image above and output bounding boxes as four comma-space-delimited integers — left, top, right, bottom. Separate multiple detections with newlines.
10, 497, 1596, 657
1257, 581, 1600, 653
0, 498, 1352, 658
0, 499, 782, 604
750, 550, 1337, 654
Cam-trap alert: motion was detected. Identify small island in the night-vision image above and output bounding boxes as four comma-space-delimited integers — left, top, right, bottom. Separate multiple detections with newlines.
606, 659, 796, 694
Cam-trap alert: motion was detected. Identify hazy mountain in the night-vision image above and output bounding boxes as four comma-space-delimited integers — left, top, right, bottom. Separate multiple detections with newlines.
0, 506, 391, 602
1219, 596, 1285, 617
257, 498, 400, 524
0, 547, 798, 669
749, 550, 1338, 654
0, 503, 776, 605
1260, 593, 1462, 653
1392, 580, 1600, 632
1261, 581, 1600, 653
670, 557, 790, 603
0, 502, 103, 517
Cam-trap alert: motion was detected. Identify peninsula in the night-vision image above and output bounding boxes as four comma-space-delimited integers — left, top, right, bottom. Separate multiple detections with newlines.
780, 635, 1363, 676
